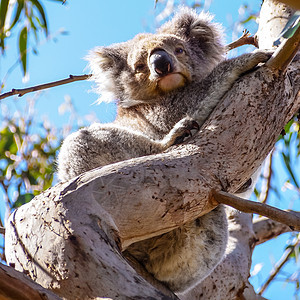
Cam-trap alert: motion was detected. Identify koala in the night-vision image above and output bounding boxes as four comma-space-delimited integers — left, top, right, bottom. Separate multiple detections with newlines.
58, 8, 271, 293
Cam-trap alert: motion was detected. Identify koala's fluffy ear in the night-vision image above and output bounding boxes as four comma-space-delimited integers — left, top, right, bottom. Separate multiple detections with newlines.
157, 7, 224, 53
86, 44, 128, 103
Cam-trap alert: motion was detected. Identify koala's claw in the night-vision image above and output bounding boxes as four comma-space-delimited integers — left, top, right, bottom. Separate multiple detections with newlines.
172, 119, 200, 145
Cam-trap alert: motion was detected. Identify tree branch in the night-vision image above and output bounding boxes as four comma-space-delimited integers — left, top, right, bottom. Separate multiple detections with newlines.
240, 281, 269, 300
259, 152, 274, 204
212, 190, 300, 231
0, 74, 91, 101
0, 36, 258, 102
258, 235, 300, 295
3, 1, 300, 298
253, 216, 292, 245
226, 30, 258, 51
276, 0, 300, 10
5, 53, 299, 298
0, 227, 5, 235
266, 24, 300, 72
0, 263, 61, 300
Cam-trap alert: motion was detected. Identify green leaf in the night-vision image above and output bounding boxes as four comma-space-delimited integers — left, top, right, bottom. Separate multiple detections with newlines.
0, 127, 17, 157
274, 12, 300, 46
0, 0, 9, 51
0, 0, 9, 31
282, 152, 299, 188
284, 119, 294, 133
241, 15, 256, 25
30, 0, 48, 36
281, 11, 300, 39
13, 193, 35, 208
8, 0, 24, 31
19, 26, 28, 76
29, 15, 39, 41
253, 187, 260, 198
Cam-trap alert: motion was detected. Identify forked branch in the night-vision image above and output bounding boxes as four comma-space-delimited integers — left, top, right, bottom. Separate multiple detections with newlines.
226, 30, 258, 51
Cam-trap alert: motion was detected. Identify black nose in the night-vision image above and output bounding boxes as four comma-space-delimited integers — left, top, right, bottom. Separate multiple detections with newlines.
149, 50, 173, 76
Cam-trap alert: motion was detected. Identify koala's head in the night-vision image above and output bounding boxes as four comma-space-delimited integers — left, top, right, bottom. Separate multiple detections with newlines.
88, 7, 225, 108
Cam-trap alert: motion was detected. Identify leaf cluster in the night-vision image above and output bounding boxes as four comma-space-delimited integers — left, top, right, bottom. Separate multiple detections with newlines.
0, 0, 65, 76
0, 101, 61, 210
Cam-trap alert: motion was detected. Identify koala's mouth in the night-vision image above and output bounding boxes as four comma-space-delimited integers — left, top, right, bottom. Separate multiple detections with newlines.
157, 72, 188, 92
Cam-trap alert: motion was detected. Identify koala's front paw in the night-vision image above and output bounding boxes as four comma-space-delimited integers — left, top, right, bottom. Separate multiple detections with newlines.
159, 117, 199, 150
171, 117, 200, 146
252, 49, 274, 61
243, 50, 274, 70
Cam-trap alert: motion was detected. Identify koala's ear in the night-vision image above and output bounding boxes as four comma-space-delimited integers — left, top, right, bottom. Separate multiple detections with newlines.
86, 44, 128, 103
87, 44, 127, 74
157, 7, 223, 45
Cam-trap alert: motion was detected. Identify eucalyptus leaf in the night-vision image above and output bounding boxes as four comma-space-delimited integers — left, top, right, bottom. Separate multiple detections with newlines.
30, 0, 48, 35
19, 26, 28, 76
0, 0, 9, 50
8, 0, 25, 31
0, 0, 9, 31
13, 193, 35, 208
274, 11, 300, 46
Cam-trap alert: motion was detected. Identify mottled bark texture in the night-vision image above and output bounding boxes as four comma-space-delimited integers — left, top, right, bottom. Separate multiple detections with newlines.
4, 0, 300, 299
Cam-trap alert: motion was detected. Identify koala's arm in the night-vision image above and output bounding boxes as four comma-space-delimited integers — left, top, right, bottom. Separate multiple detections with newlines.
57, 122, 193, 181
189, 51, 272, 126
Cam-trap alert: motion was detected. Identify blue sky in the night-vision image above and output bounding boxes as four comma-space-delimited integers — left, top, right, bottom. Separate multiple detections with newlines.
0, 0, 299, 299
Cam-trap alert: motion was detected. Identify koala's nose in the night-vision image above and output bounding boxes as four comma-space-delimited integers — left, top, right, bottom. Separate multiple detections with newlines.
149, 50, 173, 76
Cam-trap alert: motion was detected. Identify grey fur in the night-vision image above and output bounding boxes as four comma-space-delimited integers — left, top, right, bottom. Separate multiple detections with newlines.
57, 8, 271, 293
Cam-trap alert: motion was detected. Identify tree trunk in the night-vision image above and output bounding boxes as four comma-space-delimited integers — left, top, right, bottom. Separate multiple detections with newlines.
4, 0, 300, 299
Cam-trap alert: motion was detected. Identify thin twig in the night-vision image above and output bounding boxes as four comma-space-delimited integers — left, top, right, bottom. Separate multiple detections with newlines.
0, 227, 5, 235
226, 29, 258, 52
259, 152, 274, 204
212, 190, 300, 231
0, 74, 91, 101
0, 25, 297, 102
258, 235, 300, 295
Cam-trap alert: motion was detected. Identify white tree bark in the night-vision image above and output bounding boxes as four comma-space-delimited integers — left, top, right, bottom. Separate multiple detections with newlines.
253, 217, 293, 245
4, 0, 300, 299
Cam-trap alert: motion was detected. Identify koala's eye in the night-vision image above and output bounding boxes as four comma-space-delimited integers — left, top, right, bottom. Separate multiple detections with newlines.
175, 47, 184, 55
135, 64, 146, 73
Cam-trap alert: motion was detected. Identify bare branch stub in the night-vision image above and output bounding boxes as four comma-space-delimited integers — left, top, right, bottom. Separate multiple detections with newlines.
226, 30, 258, 52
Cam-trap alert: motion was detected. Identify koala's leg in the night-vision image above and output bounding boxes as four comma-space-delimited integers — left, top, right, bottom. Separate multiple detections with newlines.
125, 205, 228, 293
58, 123, 170, 181
189, 50, 273, 127
58, 121, 200, 181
